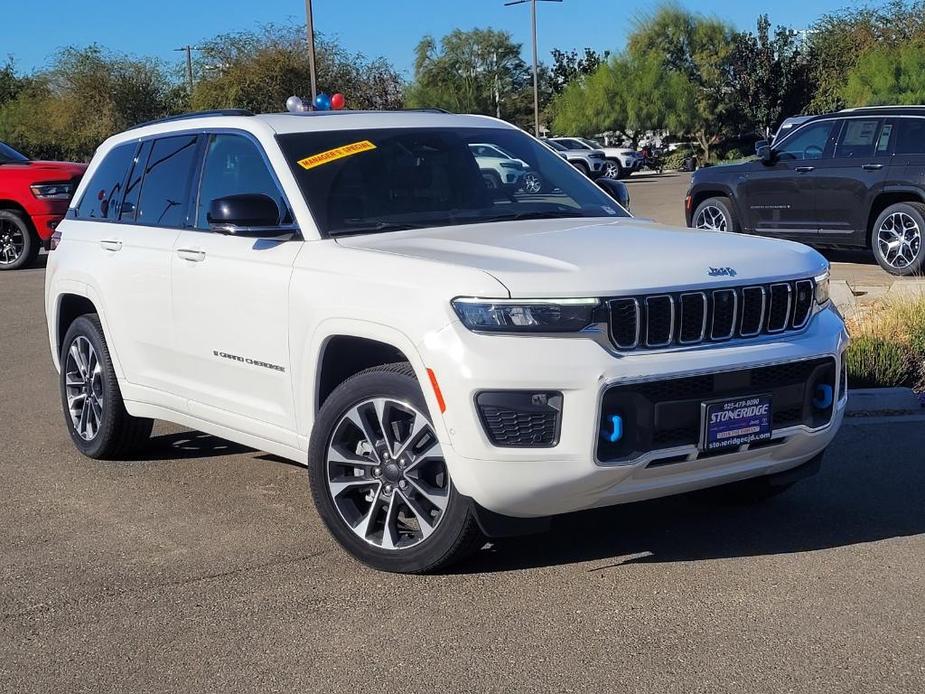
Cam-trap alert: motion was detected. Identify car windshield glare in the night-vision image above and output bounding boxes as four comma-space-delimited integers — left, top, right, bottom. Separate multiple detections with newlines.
277, 127, 628, 237
0, 142, 29, 164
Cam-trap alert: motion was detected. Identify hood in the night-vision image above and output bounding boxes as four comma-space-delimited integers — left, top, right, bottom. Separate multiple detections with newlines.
2, 160, 87, 181
335, 218, 828, 297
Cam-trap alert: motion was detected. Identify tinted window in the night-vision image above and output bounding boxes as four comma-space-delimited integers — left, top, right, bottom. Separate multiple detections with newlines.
118, 140, 152, 222
196, 134, 287, 229
776, 121, 835, 161
76, 143, 135, 220
278, 127, 628, 237
0, 142, 28, 163
835, 119, 881, 158
557, 139, 589, 150
136, 135, 198, 228
894, 118, 925, 155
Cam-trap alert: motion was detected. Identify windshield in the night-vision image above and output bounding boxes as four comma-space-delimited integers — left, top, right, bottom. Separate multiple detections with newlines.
580, 138, 603, 149
0, 142, 28, 164
278, 127, 629, 237
556, 139, 591, 150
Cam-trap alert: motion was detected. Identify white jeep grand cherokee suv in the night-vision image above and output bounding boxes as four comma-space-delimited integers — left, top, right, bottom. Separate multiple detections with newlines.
45, 108, 848, 573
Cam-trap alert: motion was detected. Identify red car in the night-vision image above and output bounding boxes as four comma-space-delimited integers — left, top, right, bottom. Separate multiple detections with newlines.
0, 141, 86, 270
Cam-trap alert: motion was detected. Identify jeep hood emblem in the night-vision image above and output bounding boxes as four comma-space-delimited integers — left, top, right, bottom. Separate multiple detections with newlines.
708, 266, 737, 277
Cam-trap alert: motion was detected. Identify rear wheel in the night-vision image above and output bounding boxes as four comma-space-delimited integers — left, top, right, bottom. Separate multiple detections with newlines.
693, 197, 738, 233
871, 202, 925, 276
60, 315, 153, 459
602, 159, 623, 180
0, 210, 38, 271
308, 363, 483, 573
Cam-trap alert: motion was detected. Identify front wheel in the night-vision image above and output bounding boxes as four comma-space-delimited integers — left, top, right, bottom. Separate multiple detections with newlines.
871, 202, 925, 276
520, 171, 545, 194
0, 210, 39, 271
308, 363, 483, 573
693, 196, 738, 233
602, 160, 622, 180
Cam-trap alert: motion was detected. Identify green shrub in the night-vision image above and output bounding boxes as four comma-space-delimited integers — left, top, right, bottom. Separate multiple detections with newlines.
663, 148, 695, 171
844, 335, 913, 388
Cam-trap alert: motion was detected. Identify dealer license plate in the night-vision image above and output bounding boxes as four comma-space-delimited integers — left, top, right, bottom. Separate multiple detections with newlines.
701, 394, 773, 452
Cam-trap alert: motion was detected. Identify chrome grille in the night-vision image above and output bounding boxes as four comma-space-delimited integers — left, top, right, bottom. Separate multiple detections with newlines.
607, 278, 817, 351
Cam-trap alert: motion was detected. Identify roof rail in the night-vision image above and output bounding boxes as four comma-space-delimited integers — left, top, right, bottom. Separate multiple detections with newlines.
127, 109, 255, 131
839, 105, 925, 112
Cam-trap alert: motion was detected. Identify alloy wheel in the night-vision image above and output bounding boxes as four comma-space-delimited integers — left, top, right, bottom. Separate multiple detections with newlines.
326, 398, 449, 551
603, 161, 621, 179
695, 205, 728, 231
522, 172, 543, 194
64, 336, 104, 441
877, 212, 922, 270
0, 220, 25, 265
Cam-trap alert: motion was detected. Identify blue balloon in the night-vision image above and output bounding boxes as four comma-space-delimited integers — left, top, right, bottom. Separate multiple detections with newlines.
314, 92, 331, 111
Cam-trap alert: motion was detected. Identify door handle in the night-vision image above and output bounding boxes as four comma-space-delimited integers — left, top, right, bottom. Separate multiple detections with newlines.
862, 163, 884, 170
99, 239, 122, 252
795, 166, 815, 173
177, 248, 206, 262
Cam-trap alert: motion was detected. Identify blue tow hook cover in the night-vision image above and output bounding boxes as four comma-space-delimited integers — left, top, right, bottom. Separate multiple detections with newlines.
602, 414, 623, 443
813, 384, 834, 410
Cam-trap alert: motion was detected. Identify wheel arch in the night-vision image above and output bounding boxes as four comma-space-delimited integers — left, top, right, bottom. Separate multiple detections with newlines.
48, 283, 124, 378
689, 186, 744, 230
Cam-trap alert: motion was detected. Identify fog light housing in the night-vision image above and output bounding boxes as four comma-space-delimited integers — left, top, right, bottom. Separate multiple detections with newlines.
476, 391, 562, 447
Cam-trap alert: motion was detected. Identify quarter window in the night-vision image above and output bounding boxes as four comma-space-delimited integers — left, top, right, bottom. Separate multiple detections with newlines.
136, 135, 199, 228
75, 143, 135, 220
893, 118, 925, 155
118, 140, 152, 222
776, 122, 835, 161
195, 134, 288, 229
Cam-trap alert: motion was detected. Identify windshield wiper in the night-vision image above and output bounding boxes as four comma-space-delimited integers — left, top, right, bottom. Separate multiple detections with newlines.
328, 221, 432, 237
475, 209, 590, 223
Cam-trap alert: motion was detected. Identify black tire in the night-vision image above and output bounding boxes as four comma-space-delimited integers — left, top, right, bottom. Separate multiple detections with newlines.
0, 209, 39, 271
871, 201, 925, 276
308, 362, 484, 573
481, 170, 502, 190
573, 160, 591, 178
59, 314, 153, 459
692, 196, 739, 233
602, 159, 623, 180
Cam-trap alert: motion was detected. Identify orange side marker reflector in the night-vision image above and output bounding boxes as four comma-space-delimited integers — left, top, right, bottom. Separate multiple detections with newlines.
426, 368, 446, 413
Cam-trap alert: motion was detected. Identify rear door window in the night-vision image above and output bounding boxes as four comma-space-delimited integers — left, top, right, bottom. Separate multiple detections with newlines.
834, 119, 882, 159
135, 135, 199, 228
75, 143, 136, 220
118, 140, 152, 223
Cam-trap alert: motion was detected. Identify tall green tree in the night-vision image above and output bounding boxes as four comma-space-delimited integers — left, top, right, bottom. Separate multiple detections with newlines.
193, 25, 404, 113
549, 48, 609, 94
406, 28, 538, 127
841, 42, 925, 106
726, 15, 812, 137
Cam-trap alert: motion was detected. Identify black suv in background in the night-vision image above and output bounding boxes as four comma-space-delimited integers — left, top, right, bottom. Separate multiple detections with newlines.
686, 106, 925, 275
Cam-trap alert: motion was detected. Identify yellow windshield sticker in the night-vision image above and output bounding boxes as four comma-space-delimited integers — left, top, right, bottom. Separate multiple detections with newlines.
297, 140, 377, 170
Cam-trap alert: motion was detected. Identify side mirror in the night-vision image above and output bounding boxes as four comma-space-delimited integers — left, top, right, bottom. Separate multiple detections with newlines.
754, 139, 769, 154
596, 177, 631, 211
757, 144, 774, 164
208, 194, 290, 237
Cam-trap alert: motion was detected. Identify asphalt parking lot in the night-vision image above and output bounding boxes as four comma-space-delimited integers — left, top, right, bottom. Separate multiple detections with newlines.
2, 251, 924, 692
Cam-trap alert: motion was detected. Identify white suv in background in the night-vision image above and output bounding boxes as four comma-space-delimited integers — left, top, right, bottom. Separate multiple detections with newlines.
46, 108, 848, 573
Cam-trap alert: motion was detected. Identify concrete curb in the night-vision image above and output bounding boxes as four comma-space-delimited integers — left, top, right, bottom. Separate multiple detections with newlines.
846, 387, 924, 417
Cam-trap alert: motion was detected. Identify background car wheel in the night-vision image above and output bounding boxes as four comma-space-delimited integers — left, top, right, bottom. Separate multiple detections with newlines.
60, 315, 153, 459
693, 197, 738, 233
603, 160, 623, 180
871, 202, 925, 276
521, 171, 544, 194
481, 170, 502, 190
573, 161, 591, 178
0, 210, 39, 271
308, 362, 484, 574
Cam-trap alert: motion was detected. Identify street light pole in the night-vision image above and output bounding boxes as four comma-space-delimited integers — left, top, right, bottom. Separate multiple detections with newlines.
174, 46, 194, 93
305, 0, 318, 101
505, 0, 562, 137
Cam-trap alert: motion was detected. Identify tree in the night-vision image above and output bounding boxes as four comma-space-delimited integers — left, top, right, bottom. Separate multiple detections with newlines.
841, 42, 925, 106
726, 15, 813, 137
808, 0, 925, 112
549, 48, 609, 94
192, 25, 404, 113
406, 28, 537, 126
0, 46, 172, 161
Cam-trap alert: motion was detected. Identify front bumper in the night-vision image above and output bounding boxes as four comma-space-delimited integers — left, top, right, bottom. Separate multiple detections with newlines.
31, 212, 66, 242
422, 305, 848, 518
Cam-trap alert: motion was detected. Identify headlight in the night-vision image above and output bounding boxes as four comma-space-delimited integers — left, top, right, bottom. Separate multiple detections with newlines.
452, 297, 599, 333
814, 270, 830, 305
30, 182, 74, 200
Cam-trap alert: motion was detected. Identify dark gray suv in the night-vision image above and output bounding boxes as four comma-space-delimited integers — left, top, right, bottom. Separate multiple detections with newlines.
686, 106, 925, 275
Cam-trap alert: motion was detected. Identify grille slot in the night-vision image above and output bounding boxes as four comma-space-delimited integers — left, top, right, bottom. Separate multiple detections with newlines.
609, 298, 640, 348
645, 295, 674, 347
710, 289, 737, 340
792, 279, 814, 328
679, 292, 707, 343
606, 278, 816, 351
739, 286, 766, 336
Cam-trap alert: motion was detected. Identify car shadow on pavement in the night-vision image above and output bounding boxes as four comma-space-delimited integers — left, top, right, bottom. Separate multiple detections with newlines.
456, 435, 925, 574
130, 431, 254, 461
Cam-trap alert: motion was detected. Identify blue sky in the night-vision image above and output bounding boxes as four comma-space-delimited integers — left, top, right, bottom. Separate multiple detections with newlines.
9, 0, 853, 78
